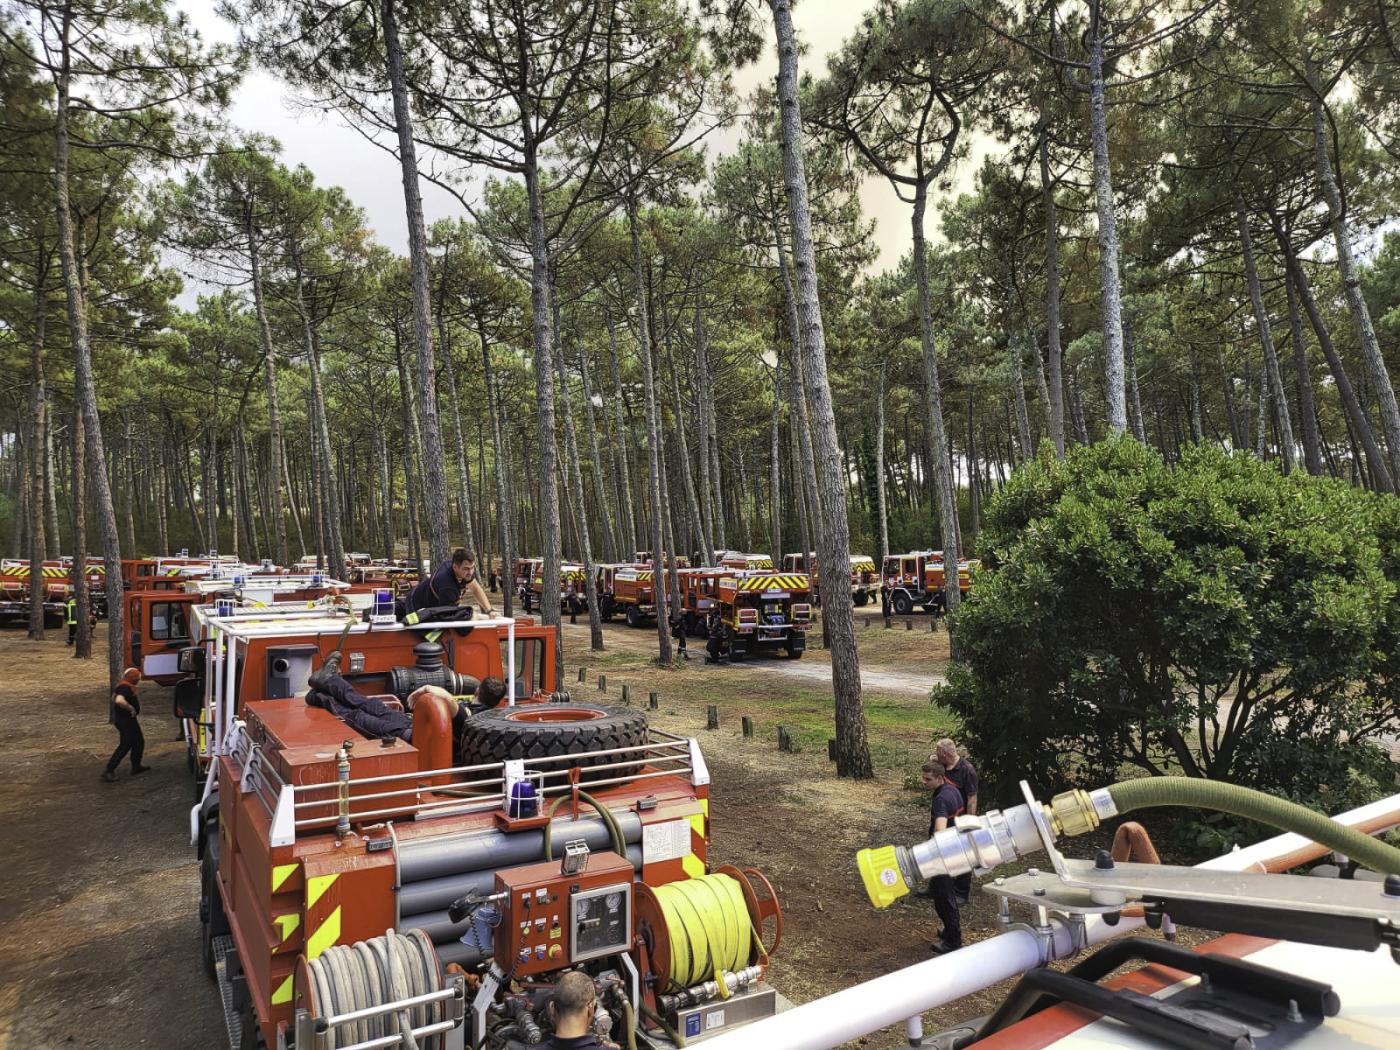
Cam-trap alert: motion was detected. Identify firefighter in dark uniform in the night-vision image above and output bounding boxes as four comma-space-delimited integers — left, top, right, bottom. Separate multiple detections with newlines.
704, 609, 725, 664
102, 667, 150, 782
922, 758, 965, 953
66, 595, 78, 644
404, 548, 494, 618
530, 970, 604, 1049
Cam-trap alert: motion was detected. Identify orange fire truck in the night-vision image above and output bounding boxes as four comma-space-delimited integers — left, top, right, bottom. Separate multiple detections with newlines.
716, 551, 774, 571
515, 557, 588, 614
0, 559, 74, 626
675, 567, 727, 636
781, 552, 879, 607
713, 569, 812, 660
881, 550, 975, 615
192, 607, 784, 1049
595, 563, 666, 627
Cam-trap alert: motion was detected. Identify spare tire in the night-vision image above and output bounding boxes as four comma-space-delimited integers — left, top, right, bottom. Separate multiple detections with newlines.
458, 703, 650, 783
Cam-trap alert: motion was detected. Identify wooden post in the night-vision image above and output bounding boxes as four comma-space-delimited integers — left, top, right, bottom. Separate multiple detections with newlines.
930, 619, 937, 633
706, 705, 719, 730
884, 616, 891, 629
827, 738, 837, 761
598, 674, 607, 692
906, 619, 913, 631
622, 683, 631, 704
741, 715, 754, 738
778, 726, 792, 752
648, 692, 659, 710
578, 667, 587, 682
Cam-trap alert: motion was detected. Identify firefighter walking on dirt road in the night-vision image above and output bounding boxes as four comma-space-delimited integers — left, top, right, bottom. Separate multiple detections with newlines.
101, 667, 150, 782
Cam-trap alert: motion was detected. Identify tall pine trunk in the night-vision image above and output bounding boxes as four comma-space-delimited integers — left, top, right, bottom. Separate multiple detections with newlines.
1308, 76, 1400, 483
626, 197, 672, 662
1088, 15, 1127, 434
28, 268, 48, 640
770, 0, 871, 777
247, 205, 288, 567
296, 269, 346, 574
1283, 271, 1323, 475
383, 0, 451, 564
555, 336, 604, 650
1039, 121, 1065, 454
54, 25, 120, 683
1236, 197, 1294, 472
605, 312, 638, 557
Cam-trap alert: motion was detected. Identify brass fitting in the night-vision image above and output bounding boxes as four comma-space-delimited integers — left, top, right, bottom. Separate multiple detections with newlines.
1049, 789, 1100, 838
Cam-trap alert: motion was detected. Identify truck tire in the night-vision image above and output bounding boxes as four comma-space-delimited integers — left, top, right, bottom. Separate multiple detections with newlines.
459, 703, 649, 782
199, 837, 229, 980
892, 591, 913, 616
625, 604, 642, 629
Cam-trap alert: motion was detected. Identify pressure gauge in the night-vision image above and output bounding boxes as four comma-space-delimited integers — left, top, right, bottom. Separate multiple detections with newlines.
605, 892, 622, 912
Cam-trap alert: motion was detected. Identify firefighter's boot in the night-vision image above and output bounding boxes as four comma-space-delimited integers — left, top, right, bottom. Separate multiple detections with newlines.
308, 619, 354, 692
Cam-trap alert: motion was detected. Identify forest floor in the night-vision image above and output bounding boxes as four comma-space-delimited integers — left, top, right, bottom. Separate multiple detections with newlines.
0, 605, 1191, 1050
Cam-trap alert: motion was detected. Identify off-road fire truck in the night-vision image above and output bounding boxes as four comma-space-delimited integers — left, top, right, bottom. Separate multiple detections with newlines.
715, 552, 774, 571
595, 563, 665, 627
712, 569, 811, 660
781, 553, 879, 607
0, 558, 72, 626
633, 551, 689, 569
674, 568, 727, 636
194, 608, 785, 1050
881, 550, 974, 615
515, 558, 588, 614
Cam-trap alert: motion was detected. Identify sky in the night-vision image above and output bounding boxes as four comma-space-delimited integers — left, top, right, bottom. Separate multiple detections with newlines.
177, 1, 993, 280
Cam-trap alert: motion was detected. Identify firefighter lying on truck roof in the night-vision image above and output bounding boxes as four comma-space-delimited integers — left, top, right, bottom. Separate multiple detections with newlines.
303, 672, 516, 753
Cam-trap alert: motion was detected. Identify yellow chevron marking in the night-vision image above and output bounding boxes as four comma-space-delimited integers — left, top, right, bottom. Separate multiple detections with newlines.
272, 863, 297, 893
271, 973, 294, 1005
306, 873, 338, 909
681, 853, 706, 878
306, 905, 342, 960
273, 913, 301, 943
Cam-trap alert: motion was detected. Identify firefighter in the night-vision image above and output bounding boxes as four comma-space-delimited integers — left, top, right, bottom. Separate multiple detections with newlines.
101, 667, 150, 782
922, 758, 964, 954
532, 970, 604, 1049
65, 594, 78, 644
405, 548, 494, 618
705, 610, 725, 664
670, 610, 689, 660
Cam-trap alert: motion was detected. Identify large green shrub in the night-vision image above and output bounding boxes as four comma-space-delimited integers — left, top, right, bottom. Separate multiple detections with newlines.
938, 439, 1398, 814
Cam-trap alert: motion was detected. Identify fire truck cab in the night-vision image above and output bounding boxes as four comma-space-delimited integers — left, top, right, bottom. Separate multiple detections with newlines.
675, 568, 727, 636
595, 563, 664, 627
714, 569, 812, 659
782, 552, 879, 607
882, 550, 973, 615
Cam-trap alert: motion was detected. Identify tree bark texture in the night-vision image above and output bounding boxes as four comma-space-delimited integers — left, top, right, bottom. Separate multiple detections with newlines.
382, 0, 451, 564
1039, 121, 1065, 454
770, 0, 871, 777
1235, 198, 1294, 472
1088, 21, 1127, 434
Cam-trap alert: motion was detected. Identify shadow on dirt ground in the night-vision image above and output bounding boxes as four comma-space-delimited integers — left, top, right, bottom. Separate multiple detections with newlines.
0, 624, 223, 1049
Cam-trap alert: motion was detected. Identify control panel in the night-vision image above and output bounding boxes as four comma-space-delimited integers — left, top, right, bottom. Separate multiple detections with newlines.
495, 850, 634, 977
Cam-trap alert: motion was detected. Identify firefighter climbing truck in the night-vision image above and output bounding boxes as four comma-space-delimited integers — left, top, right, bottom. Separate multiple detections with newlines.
193, 607, 784, 1050
781, 552, 879, 607
881, 550, 974, 615
712, 569, 811, 660
595, 563, 666, 627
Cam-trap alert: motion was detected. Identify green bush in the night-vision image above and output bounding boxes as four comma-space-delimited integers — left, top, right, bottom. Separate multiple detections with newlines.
936, 439, 1398, 816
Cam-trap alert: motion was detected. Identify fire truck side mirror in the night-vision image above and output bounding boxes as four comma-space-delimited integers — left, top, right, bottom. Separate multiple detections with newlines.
178, 646, 205, 674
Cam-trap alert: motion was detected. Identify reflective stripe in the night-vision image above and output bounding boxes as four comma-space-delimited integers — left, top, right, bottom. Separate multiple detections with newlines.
271, 973, 294, 1005
272, 863, 298, 892
307, 873, 338, 909
306, 905, 342, 960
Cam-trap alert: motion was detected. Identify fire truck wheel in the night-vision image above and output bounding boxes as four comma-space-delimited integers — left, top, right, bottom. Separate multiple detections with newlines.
458, 703, 649, 781
199, 842, 229, 980
238, 997, 267, 1050
625, 604, 643, 628
891, 591, 913, 616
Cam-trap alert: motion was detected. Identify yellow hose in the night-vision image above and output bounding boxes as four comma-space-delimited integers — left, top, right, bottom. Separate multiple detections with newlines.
1107, 777, 1400, 875
654, 874, 765, 997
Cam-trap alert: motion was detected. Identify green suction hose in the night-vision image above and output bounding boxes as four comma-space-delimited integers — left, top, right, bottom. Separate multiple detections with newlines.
1105, 777, 1400, 875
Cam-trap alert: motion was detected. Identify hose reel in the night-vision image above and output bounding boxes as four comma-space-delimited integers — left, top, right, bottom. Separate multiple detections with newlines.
634, 866, 782, 999
296, 928, 453, 1050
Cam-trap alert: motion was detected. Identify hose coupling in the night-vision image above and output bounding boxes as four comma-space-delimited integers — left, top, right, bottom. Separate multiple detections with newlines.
1049, 789, 1099, 838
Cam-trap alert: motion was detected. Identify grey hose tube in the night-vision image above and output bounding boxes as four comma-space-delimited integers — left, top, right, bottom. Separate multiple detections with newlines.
1107, 777, 1400, 875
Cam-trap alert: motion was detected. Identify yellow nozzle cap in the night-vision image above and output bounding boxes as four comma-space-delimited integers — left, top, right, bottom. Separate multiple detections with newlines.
857, 845, 910, 909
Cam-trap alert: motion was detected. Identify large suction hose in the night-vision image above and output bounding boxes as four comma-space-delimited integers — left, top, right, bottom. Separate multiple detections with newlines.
858, 776, 1400, 909
1104, 777, 1400, 876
